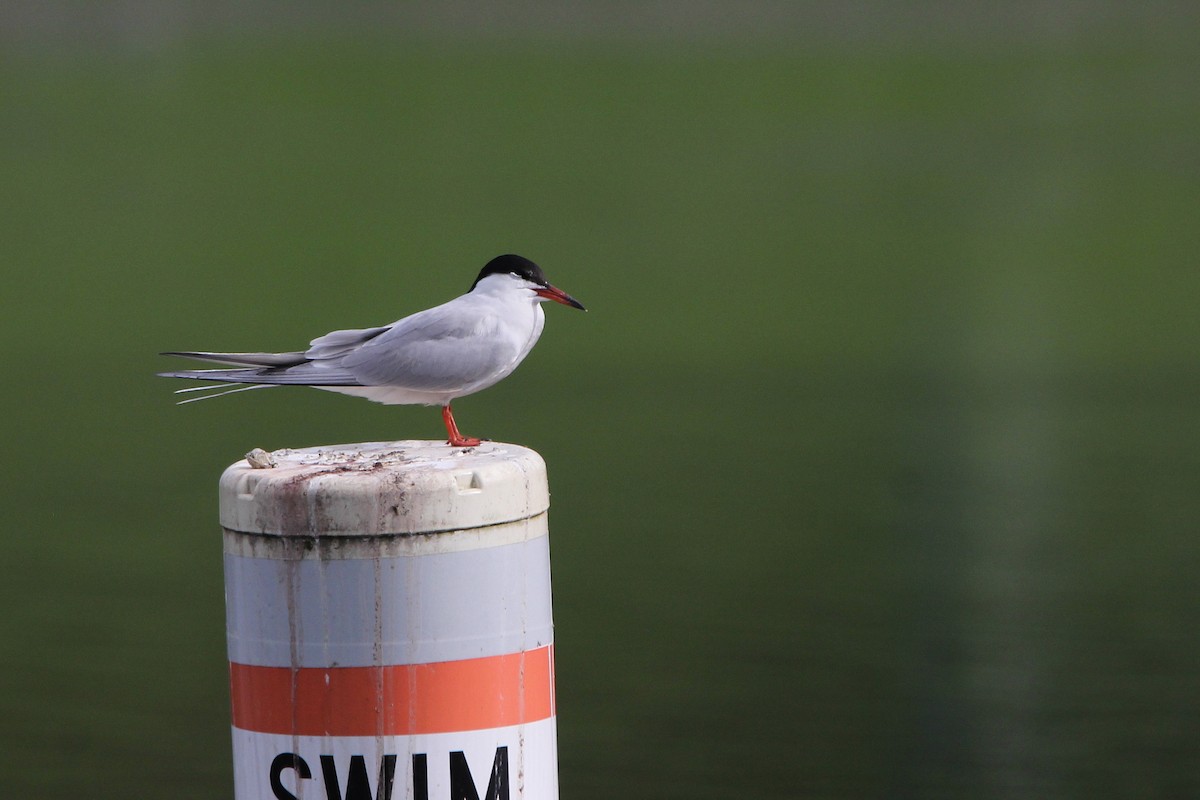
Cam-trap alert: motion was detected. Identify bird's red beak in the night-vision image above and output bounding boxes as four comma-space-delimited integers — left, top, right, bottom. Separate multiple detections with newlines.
535, 285, 587, 311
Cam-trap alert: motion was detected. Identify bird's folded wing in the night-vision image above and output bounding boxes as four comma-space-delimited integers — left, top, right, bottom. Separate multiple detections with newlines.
306, 325, 392, 359
341, 309, 519, 391
159, 350, 308, 367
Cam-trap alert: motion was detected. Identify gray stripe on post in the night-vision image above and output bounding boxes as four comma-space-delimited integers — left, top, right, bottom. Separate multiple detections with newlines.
225, 520, 554, 668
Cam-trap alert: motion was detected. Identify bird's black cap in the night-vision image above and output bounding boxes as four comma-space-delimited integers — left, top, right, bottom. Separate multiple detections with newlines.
471, 254, 548, 290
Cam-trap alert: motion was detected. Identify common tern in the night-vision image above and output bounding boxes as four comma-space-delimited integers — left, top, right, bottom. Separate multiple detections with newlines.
159, 254, 585, 446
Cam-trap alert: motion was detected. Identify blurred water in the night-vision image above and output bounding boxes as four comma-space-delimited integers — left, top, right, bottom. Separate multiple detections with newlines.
545, 361, 1199, 799
1, 15, 1198, 798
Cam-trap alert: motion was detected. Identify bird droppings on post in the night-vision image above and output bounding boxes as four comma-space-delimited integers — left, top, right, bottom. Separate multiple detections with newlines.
220, 440, 551, 541
245, 448, 276, 469
241, 441, 507, 471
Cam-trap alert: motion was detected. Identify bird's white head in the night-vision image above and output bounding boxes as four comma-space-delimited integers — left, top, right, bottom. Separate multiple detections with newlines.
470, 254, 587, 311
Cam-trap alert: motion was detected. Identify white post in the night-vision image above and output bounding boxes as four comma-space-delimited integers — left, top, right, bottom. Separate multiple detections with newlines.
218, 441, 558, 800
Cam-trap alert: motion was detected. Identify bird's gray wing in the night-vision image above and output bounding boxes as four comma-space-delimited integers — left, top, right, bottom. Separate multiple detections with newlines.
306, 325, 392, 360
158, 327, 392, 386
172, 323, 398, 386
341, 305, 520, 391
160, 350, 308, 367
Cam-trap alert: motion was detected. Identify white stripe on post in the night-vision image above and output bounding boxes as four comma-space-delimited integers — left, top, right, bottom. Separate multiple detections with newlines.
218, 441, 558, 800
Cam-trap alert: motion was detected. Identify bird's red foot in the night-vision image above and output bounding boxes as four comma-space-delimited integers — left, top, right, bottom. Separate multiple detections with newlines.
442, 404, 482, 447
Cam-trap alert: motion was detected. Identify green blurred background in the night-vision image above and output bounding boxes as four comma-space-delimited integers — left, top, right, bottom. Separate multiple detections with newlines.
2, 3, 1198, 797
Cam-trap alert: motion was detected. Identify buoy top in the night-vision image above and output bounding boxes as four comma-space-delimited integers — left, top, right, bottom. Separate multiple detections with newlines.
218, 440, 549, 536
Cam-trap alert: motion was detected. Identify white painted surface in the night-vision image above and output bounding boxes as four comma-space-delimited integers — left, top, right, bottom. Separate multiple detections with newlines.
232, 718, 559, 800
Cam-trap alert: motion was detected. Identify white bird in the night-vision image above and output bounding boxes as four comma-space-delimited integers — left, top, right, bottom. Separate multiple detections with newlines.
159, 254, 586, 446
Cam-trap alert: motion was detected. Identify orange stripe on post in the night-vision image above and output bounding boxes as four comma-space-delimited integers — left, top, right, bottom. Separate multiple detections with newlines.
230, 645, 555, 737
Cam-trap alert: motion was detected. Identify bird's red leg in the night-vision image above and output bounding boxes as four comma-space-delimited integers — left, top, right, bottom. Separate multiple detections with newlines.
442, 404, 481, 447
